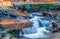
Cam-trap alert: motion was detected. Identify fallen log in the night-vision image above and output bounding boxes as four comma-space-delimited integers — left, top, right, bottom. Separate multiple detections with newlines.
0, 19, 32, 30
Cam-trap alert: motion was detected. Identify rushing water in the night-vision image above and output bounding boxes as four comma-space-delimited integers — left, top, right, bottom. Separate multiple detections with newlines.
19, 16, 54, 39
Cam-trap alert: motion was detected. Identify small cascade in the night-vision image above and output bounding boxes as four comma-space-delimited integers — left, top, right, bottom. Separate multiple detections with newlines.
19, 16, 53, 38
19, 16, 40, 36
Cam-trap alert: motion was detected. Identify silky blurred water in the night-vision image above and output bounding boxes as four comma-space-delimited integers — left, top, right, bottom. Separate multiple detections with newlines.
20, 16, 54, 39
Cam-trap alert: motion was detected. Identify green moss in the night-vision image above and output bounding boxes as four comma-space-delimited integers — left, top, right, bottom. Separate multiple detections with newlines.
22, 4, 58, 13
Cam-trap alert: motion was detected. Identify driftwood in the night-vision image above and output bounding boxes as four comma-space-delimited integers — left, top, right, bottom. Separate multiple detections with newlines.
6, 9, 28, 17
0, 19, 32, 30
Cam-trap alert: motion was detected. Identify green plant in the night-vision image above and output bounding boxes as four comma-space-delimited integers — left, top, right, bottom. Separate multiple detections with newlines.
7, 30, 17, 39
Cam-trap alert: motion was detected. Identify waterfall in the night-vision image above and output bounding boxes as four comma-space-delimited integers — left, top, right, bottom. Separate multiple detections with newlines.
20, 16, 53, 38
23, 27, 52, 39
19, 16, 40, 36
